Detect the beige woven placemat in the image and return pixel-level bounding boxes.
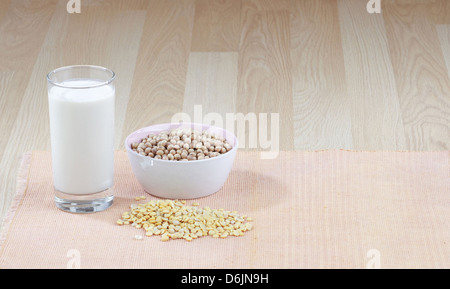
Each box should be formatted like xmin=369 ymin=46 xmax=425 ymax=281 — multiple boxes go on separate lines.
xmin=0 ymin=150 xmax=448 ymax=269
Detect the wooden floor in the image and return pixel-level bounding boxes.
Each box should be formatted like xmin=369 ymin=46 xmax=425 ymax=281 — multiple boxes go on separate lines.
xmin=0 ymin=0 xmax=449 ymax=225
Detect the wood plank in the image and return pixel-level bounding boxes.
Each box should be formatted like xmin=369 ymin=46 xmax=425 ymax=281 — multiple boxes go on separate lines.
xmin=82 ymin=0 xmax=150 ymax=10
xmin=436 ymin=25 xmax=450 ymax=80
xmin=383 ymin=3 xmax=450 ymax=150
xmin=338 ymin=0 xmax=406 ymax=150
xmin=0 ymin=0 xmax=58 ymax=221
xmin=0 ymin=0 xmax=58 ymax=130
xmin=383 ymin=0 xmax=450 ymax=24
xmin=0 ymin=72 xmax=15 ymax=161
xmin=191 ymin=0 xmax=241 ymax=52
xmin=0 ymin=0 xmax=57 ymax=152
xmin=238 ymin=7 xmax=294 ymax=151
xmin=428 ymin=0 xmax=450 ymax=24
xmin=241 ymin=0 xmax=291 ymax=11
xmin=291 ymin=0 xmax=352 ymax=150
xmin=0 ymin=0 xmax=58 ymax=71
xmin=121 ymin=0 xmax=195 ymax=139
xmin=182 ymin=52 xmax=238 ymax=127
xmin=0 ymin=0 xmax=11 ymax=22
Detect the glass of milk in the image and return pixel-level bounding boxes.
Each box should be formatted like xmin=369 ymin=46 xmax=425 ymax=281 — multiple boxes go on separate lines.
xmin=47 ymin=65 xmax=115 ymax=213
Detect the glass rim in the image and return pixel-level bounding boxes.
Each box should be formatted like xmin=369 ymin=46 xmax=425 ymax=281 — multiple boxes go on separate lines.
xmin=46 ymin=65 xmax=115 ymax=89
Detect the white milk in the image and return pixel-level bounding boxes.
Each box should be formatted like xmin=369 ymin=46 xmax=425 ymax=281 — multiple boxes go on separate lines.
xmin=49 ymin=79 xmax=115 ymax=195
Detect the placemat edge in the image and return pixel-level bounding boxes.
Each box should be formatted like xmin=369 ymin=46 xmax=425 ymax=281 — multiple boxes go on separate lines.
xmin=0 ymin=151 xmax=33 ymax=256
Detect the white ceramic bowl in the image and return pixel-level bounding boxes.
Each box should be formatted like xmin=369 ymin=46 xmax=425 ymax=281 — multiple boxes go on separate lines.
xmin=125 ymin=123 xmax=238 ymax=199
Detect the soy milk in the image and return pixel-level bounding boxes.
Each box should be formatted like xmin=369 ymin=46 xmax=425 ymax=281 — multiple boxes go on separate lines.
xmin=48 ymin=79 xmax=114 ymax=195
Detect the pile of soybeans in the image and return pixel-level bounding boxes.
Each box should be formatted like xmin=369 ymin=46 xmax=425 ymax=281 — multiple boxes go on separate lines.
xmin=117 ymin=197 xmax=253 ymax=242
xmin=130 ymin=128 xmax=233 ymax=161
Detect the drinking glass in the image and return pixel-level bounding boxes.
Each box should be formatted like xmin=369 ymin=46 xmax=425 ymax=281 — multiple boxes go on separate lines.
xmin=47 ymin=65 xmax=115 ymax=213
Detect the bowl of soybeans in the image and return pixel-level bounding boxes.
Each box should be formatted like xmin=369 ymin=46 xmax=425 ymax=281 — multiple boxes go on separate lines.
xmin=125 ymin=123 xmax=238 ymax=199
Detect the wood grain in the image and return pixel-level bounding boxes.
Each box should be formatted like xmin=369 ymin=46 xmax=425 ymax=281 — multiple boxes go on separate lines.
xmin=237 ymin=7 xmax=294 ymax=150
xmin=291 ymin=0 xmax=352 ymax=150
xmin=191 ymin=0 xmax=241 ymax=52
xmin=242 ymin=0 xmax=291 ymax=11
xmin=82 ymin=0 xmax=150 ymax=10
xmin=0 ymin=0 xmax=58 ymax=218
xmin=383 ymin=3 xmax=450 ymax=150
xmin=429 ymin=0 xmax=450 ymax=24
xmin=436 ymin=25 xmax=450 ymax=79
xmin=0 ymin=0 xmax=11 ymax=22
xmin=338 ymin=0 xmax=406 ymax=151
xmin=183 ymin=52 xmax=238 ymax=125
xmin=0 ymin=0 xmax=57 ymax=151
xmin=0 ymin=72 xmax=15 ymax=161
xmin=121 ymin=0 xmax=195 ymax=139
xmin=384 ymin=0 xmax=450 ymax=24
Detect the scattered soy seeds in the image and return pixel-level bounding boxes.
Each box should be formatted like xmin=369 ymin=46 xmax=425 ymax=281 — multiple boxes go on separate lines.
xmin=116 ymin=199 xmax=253 ymax=242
